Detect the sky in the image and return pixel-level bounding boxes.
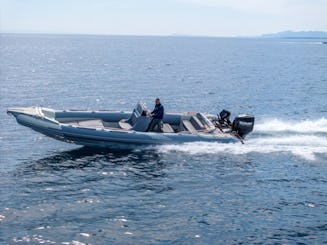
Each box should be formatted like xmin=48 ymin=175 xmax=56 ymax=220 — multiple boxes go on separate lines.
xmin=1 ymin=0 xmax=326 ymax=36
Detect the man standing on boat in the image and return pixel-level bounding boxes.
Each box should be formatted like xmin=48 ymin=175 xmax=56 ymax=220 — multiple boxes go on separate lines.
xmin=146 ymin=98 xmax=164 ymax=132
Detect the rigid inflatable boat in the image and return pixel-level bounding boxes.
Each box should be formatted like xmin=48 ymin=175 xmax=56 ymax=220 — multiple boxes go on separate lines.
xmin=7 ymin=102 xmax=255 ymax=147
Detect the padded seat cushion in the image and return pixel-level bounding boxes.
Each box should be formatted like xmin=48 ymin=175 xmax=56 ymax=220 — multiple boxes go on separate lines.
xmin=162 ymin=123 xmax=174 ymax=133
xmin=190 ymin=116 xmax=205 ymax=130
xmin=76 ymin=119 xmax=104 ymax=129
xmin=182 ymin=120 xmax=197 ymax=133
xmin=118 ymin=119 xmax=132 ymax=130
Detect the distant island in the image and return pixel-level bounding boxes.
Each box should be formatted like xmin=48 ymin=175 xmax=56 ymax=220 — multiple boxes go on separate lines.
xmin=261 ymin=31 xmax=327 ymax=39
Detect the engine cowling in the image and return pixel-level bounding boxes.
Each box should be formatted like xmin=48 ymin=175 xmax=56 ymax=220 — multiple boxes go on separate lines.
xmin=232 ymin=115 xmax=255 ymax=139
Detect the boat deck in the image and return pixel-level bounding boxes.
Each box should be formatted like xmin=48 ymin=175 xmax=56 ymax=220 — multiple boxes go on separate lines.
xmin=63 ymin=119 xmax=225 ymax=135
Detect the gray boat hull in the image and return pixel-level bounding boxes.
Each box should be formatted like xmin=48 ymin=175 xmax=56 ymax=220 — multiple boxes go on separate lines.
xmin=7 ymin=106 xmax=244 ymax=147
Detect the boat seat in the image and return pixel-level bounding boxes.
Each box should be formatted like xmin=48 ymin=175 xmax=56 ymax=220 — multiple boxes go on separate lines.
xmin=118 ymin=110 xmax=140 ymax=130
xmin=190 ymin=116 xmax=205 ymax=130
xmin=118 ymin=120 xmax=132 ymax=130
xmin=162 ymin=123 xmax=174 ymax=133
xmin=72 ymin=119 xmax=104 ymax=129
xmin=118 ymin=102 xmax=146 ymax=130
xmin=182 ymin=120 xmax=197 ymax=133
xmin=196 ymin=112 xmax=216 ymax=132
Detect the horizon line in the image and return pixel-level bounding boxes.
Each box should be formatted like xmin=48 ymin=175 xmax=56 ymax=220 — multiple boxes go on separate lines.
xmin=0 ymin=31 xmax=245 ymax=38
xmin=1 ymin=30 xmax=326 ymax=39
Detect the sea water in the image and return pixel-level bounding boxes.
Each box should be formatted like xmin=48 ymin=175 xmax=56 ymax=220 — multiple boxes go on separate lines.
xmin=0 ymin=34 xmax=326 ymax=244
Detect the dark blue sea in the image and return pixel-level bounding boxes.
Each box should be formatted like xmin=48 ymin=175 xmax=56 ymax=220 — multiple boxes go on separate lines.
xmin=1 ymin=34 xmax=327 ymax=244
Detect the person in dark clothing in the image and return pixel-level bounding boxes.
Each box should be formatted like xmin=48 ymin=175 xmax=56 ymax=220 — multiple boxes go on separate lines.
xmin=146 ymin=98 xmax=164 ymax=132
xmin=218 ymin=109 xmax=232 ymax=128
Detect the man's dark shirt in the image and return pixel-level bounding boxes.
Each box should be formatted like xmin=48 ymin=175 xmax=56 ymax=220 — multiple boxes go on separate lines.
xmin=151 ymin=104 xmax=164 ymax=119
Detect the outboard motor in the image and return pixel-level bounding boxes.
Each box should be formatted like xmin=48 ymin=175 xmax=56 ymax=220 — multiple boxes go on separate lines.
xmin=232 ymin=115 xmax=255 ymax=139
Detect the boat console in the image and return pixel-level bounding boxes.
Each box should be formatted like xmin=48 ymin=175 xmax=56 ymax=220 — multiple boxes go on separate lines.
xmin=119 ymin=102 xmax=150 ymax=131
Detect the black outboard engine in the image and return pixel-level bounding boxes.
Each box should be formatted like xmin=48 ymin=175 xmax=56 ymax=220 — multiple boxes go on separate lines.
xmin=232 ymin=115 xmax=255 ymax=139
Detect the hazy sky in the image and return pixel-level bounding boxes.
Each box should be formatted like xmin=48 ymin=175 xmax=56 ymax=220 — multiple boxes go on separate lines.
xmin=1 ymin=0 xmax=326 ymax=36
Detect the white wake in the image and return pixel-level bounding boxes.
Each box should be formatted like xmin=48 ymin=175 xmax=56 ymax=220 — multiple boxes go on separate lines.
xmin=254 ymin=118 xmax=327 ymax=134
xmin=157 ymin=118 xmax=327 ymax=161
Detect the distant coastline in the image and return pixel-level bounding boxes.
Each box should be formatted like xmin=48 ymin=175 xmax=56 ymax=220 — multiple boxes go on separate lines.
xmin=260 ymin=31 xmax=327 ymax=39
